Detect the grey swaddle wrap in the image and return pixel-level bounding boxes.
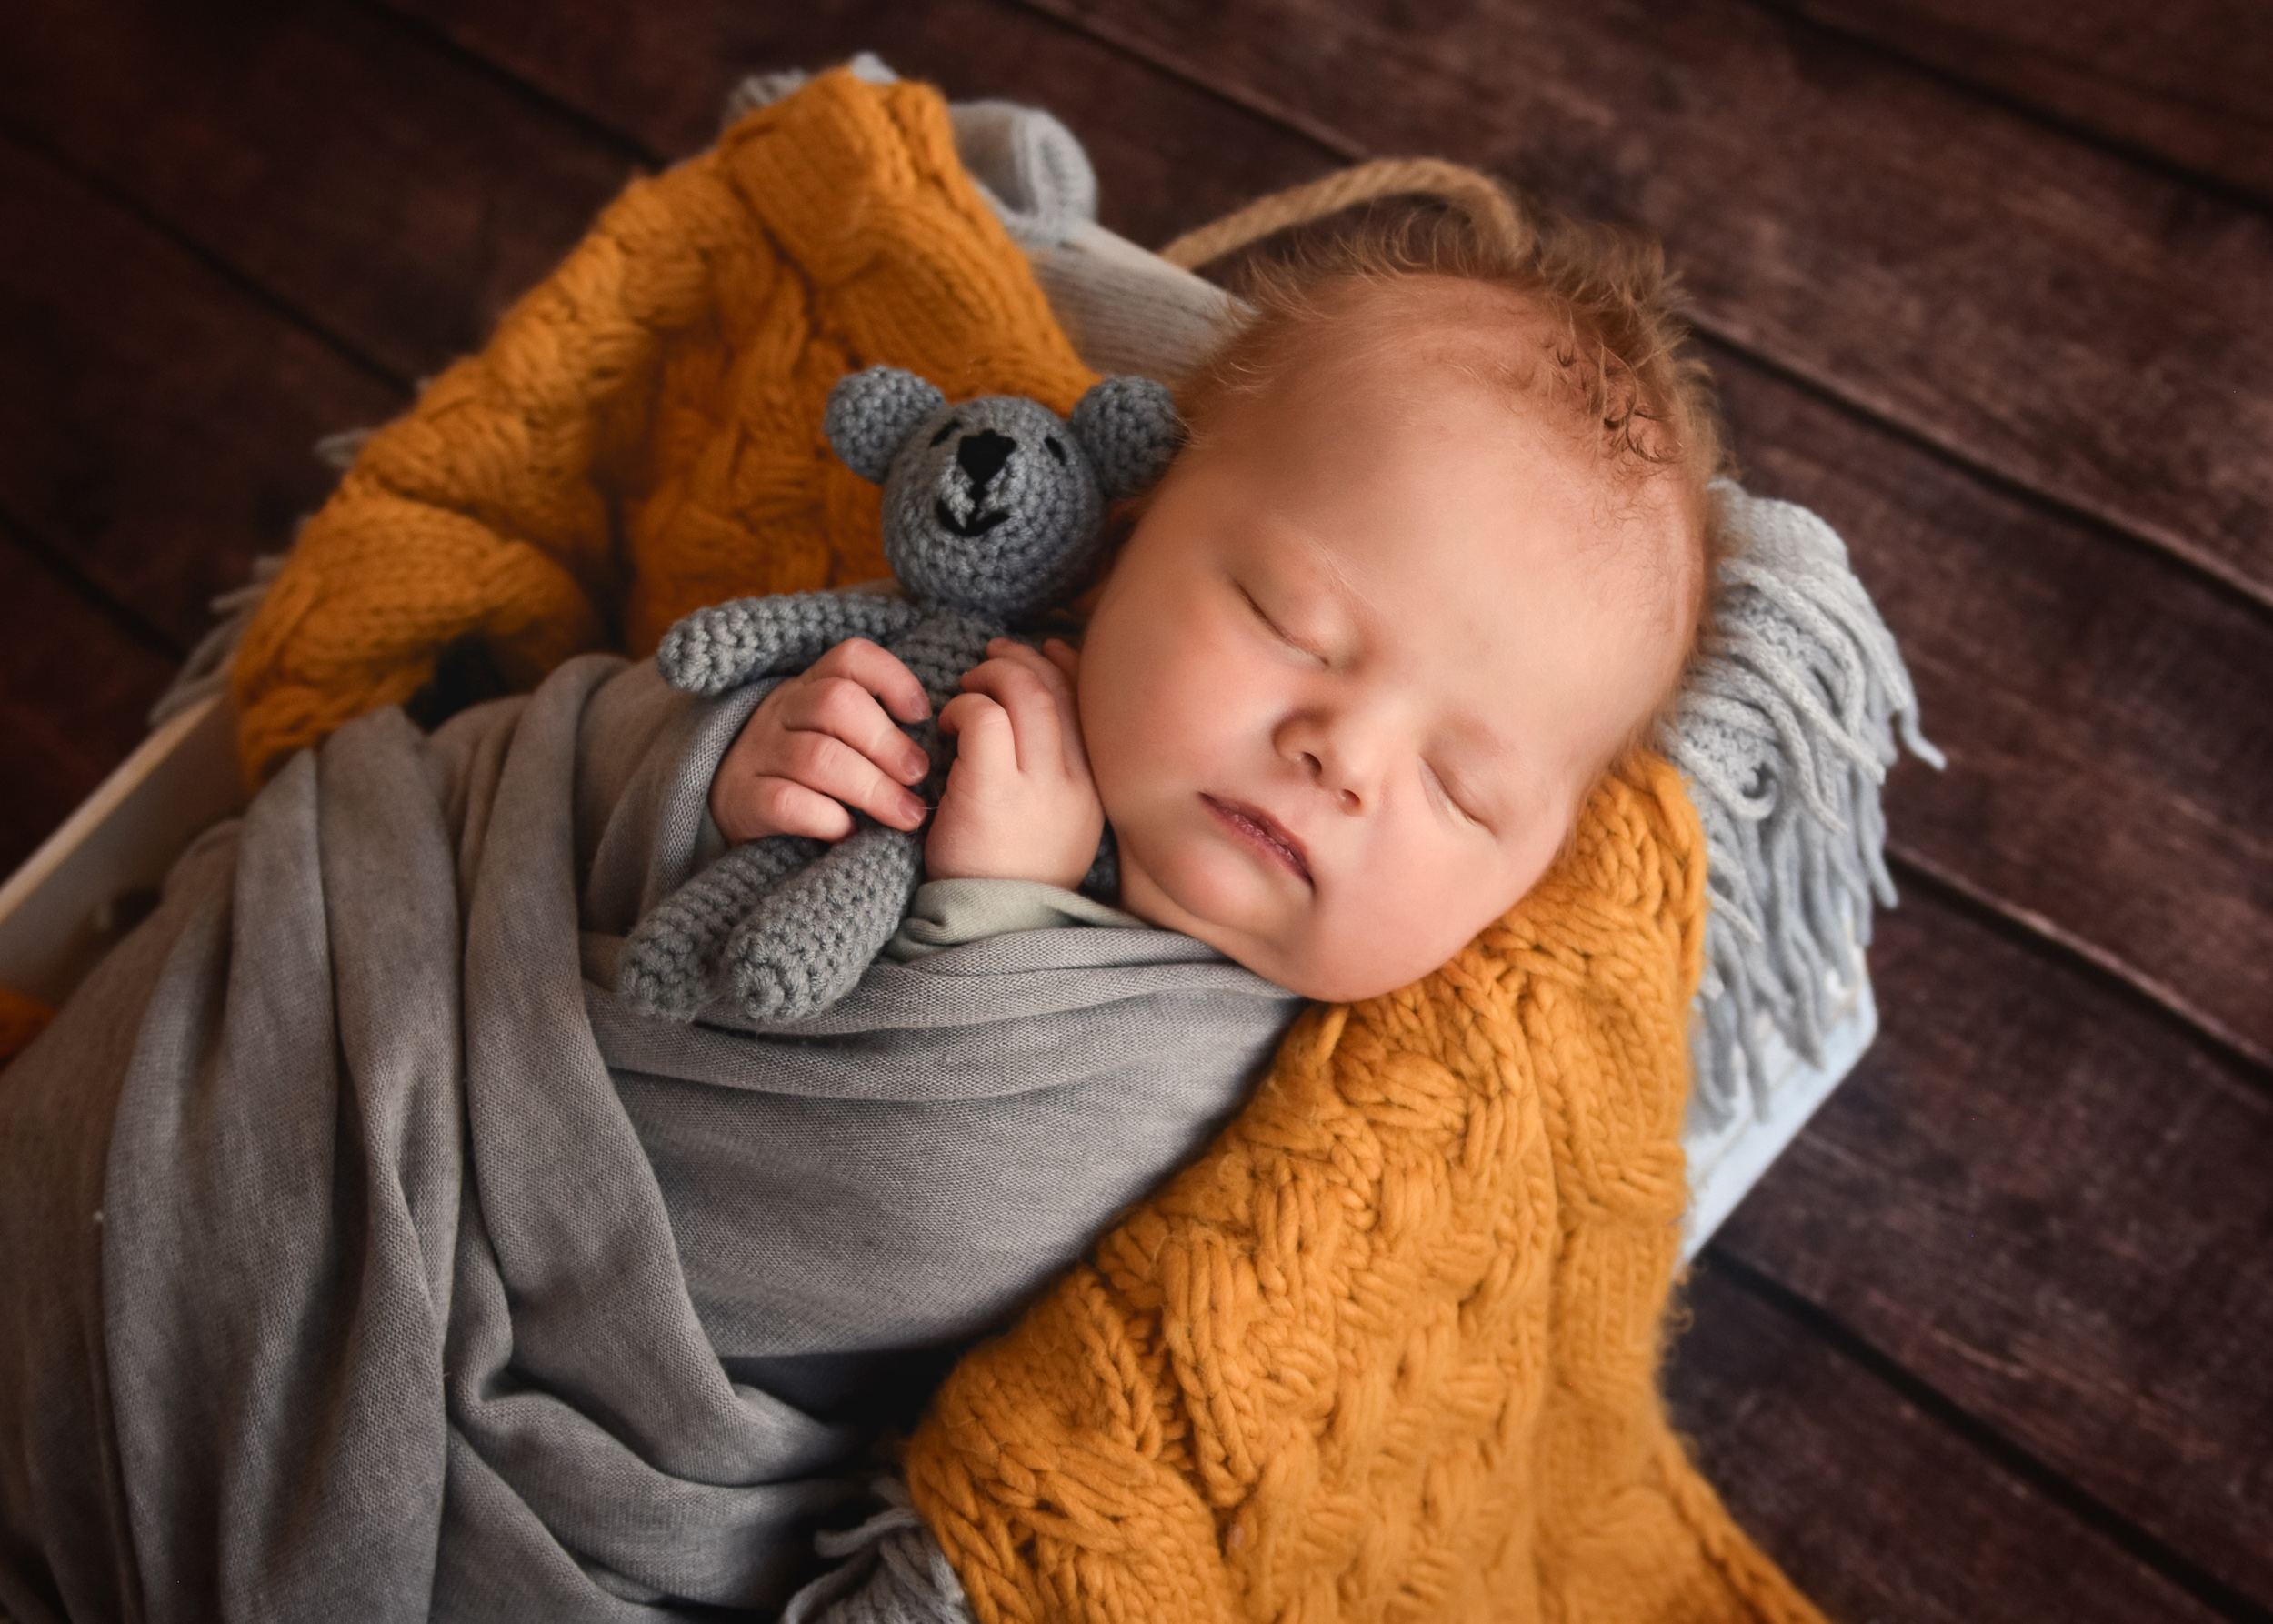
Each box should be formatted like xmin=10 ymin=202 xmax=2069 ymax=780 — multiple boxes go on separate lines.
xmin=0 ymin=655 xmax=1299 ymax=1622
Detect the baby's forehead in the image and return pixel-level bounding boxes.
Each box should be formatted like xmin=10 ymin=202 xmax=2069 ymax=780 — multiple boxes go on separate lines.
xmin=1262 ymin=276 xmax=1556 ymax=396
xmin=1179 ymin=311 xmax=1701 ymax=717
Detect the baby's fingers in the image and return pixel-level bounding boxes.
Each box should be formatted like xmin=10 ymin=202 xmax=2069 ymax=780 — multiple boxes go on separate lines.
xmin=715 ymin=720 xmax=925 ymax=842
xmin=963 ymin=642 xmax=1087 ymax=777
xmin=938 ymin=691 xmax=1018 ymax=786
xmin=733 ymin=777 xmax=856 ymax=844
xmin=773 ymin=675 xmax=931 ymax=787
xmin=806 ymin=637 xmax=932 ymax=725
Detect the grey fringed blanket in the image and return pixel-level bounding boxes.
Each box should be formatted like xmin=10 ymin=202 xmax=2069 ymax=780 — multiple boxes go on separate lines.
xmin=0 ymin=656 xmax=1297 ymax=1622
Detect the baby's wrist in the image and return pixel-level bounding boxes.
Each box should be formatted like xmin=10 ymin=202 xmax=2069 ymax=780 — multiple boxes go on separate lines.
xmin=922 ymin=845 xmax=1096 ymax=892
xmin=923 ymin=808 xmax=1102 ymax=891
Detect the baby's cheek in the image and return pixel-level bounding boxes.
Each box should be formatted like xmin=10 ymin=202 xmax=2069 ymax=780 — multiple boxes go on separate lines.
xmin=1323 ymin=853 xmax=1508 ymax=996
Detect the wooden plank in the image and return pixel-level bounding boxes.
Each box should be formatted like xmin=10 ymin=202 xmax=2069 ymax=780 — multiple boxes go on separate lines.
xmin=1786 ymin=0 xmax=2273 ymax=205
xmin=370 ymin=0 xmax=1341 ymax=258
xmin=0 ymin=135 xmax=402 ymax=650
xmin=0 ymin=535 xmax=178 ymax=879
xmin=0 ymin=0 xmax=637 ymax=386
xmin=1710 ymin=348 xmax=2273 ymax=1062
xmin=1666 ymin=1267 xmax=2229 ymax=1624
xmin=1714 ymin=888 xmax=2273 ymax=1609
xmin=1030 ymin=0 xmax=2273 ymax=612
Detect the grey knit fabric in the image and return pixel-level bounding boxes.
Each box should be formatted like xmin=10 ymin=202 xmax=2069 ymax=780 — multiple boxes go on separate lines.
xmin=1069 ymin=374 xmax=1184 ymax=501
xmin=619 ymin=368 xmax=1182 ymax=1026
xmin=778 ymin=1481 xmax=976 ymax=1624
xmin=825 ymin=369 xmax=949 ymax=485
xmin=616 ymin=817 xmax=826 ymax=1020
xmin=1662 ymin=483 xmax=1942 ymax=1126
xmin=868 ymin=372 xmax=1178 ymax=620
xmin=657 ymin=592 xmax=925 ymax=697
xmin=0 ymin=654 xmax=1299 ymax=1620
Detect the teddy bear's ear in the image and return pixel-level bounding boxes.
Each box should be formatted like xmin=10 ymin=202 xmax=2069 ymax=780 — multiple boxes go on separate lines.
xmin=1068 ymin=376 xmax=1183 ymax=502
xmin=826 ymin=366 xmax=950 ymax=484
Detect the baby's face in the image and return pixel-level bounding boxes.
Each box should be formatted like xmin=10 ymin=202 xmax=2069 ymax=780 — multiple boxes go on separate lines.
xmin=1077 ymin=299 xmax=1694 ymax=1001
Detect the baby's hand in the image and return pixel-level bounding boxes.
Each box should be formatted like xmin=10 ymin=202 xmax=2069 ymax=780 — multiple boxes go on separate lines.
xmin=709 ymin=638 xmax=933 ymax=844
xmin=927 ymin=639 xmax=1105 ymax=889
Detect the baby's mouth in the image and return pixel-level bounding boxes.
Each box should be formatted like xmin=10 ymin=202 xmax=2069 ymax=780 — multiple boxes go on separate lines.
xmin=1202 ymin=795 xmax=1311 ymax=886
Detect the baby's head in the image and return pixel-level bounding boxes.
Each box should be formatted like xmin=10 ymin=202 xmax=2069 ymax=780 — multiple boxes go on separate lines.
xmin=1078 ymin=206 xmax=1727 ymax=1001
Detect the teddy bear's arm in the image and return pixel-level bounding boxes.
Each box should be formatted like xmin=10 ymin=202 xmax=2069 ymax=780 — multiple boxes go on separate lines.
xmin=655 ymin=591 xmax=925 ymax=697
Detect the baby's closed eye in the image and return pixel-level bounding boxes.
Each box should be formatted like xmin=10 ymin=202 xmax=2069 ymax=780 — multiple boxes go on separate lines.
xmin=1237 ymin=583 xmax=1329 ymax=665
xmin=1423 ymin=759 xmax=1496 ymax=831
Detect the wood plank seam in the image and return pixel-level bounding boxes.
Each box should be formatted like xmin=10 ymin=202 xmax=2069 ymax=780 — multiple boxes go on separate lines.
xmin=1887 ymin=840 xmax=2273 ymax=1082
xmin=1737 ymin=0 xmax=2273 ymax=219
xmin=1010 ymin=0 xmax=2273 ymax=624
xmin=1697 ymin=1248 xmax=2273 ymax=1624
xmin=354 ymin=0 xmax=668 ymax=170
xmin=1700 ymin=333 xmax=2273 ymax=626
xmin=0 ymin=511 xmax=186 ymax=666
xmin=1006 ymin=0 xmax=1364 ymax=161
xmin=0 ymin=119 xmax=410 ymax=394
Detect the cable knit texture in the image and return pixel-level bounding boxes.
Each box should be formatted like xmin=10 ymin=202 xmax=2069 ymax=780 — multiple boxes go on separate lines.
xmin=905 ymin=752 xmax=1825 ymax=1624
xmin=228 ymin=68 xmax=1096 ymax=783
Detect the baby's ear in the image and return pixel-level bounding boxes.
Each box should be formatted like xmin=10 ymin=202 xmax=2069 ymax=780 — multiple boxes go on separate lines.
xmin=825 ymin=366 xmax=949 ymax=484
xmin=1068 ymin=376 xmax=1183 ymax=502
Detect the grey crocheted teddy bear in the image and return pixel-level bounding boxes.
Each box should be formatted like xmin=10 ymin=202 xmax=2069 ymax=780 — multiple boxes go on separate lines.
xmin=617 ymin=364 xmax=1182 ymax=1025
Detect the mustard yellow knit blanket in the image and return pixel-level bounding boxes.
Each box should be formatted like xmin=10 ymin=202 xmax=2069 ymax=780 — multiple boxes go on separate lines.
xmin=907 ymin=754 xmax=1820 ymax=1623
xmin=226 ymin=68 xmax=1824 ymax=1623
xmin=231 ymin=68 xmax=1095 ymax=783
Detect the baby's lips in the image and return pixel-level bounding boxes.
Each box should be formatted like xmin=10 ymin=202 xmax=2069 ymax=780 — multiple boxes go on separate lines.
xmin=1203 ymin=793 xmax=1313 ymax=885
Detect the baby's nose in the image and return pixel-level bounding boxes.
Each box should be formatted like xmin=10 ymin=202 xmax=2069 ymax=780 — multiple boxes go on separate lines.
xmin=956 ymin=429 xmax=1016 ymax=490
xmin=1297 ymin=749 xmax=1365 ymax=814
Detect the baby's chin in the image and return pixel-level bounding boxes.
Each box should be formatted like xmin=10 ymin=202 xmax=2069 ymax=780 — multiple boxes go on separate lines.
xmin=1119 ymin=865 xmax=1471 ymax=1002
xmin=1242 ymin=939 xmax=1467 ymax=1005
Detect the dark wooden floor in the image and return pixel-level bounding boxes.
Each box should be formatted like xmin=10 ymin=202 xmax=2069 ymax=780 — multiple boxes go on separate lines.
xmin=3 ymin=2 xmax=2268 ymax=1618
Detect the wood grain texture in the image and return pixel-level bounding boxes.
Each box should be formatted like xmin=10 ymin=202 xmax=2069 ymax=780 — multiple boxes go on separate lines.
xmin=0 ymin=135 xmax=401 ymax=650
xmin=1709 ymin=348 xmax=2273 ymax=1062
xmin=0 ymin=536 xmax=178 ymax=877
xmin=1042 ymin=0 xmax=2273 ymax=612
xmin=0 ymin=0 xmax=636 ymax=385
xmin=1665 ymin=1267 xmax=2228 ymax=1624
xmin=1716 ymin=888 xmax=2273 ymax=1609
xmin=1782 ymin=0 xmax=2273 ymax=204
xmin=370 ymin=0 xmax=1340 ymax=255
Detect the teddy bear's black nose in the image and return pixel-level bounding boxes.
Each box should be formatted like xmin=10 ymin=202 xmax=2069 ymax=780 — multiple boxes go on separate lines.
xmin=955 ymin=429 xmax=1016 ymax=492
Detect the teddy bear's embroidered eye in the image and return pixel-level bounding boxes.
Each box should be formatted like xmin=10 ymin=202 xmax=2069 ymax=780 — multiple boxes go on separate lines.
xmin=1043 ymin=435 xmax=1068 ymax=465
xmin=928 ymin=419 xmax=962 ymax=447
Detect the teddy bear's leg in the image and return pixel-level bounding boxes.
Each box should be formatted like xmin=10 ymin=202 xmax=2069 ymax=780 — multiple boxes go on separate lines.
xmin=719 ymin=827 xmax=925 ymax=1023
xmin=617 ymin=835 xmax=826 ymax=1020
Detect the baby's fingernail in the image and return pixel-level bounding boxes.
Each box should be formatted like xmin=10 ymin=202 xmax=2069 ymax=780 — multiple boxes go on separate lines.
xmin=900 ymin=794 xmax=926 ymax=823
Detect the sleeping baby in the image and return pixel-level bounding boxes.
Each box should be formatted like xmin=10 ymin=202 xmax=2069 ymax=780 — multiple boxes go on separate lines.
xmin=0 ymin=196 xmax=1729 ymax=1620
xmin=613 ymin=206 xmax=1727 ymax=1616
xmin=706 ymin=218 xmax=1719 ymax=1009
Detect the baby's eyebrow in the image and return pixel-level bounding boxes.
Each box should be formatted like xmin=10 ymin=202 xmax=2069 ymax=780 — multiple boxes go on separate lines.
xmin=1309 ymin=538 xmax=1374 ymax=617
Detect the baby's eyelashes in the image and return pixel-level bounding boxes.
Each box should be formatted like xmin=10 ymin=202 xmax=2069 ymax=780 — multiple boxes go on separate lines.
xmin=1239 ymin=585 xmax=1330 ymax=665
xmin=1423 ymin=761 xmax=1486 ymax=829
